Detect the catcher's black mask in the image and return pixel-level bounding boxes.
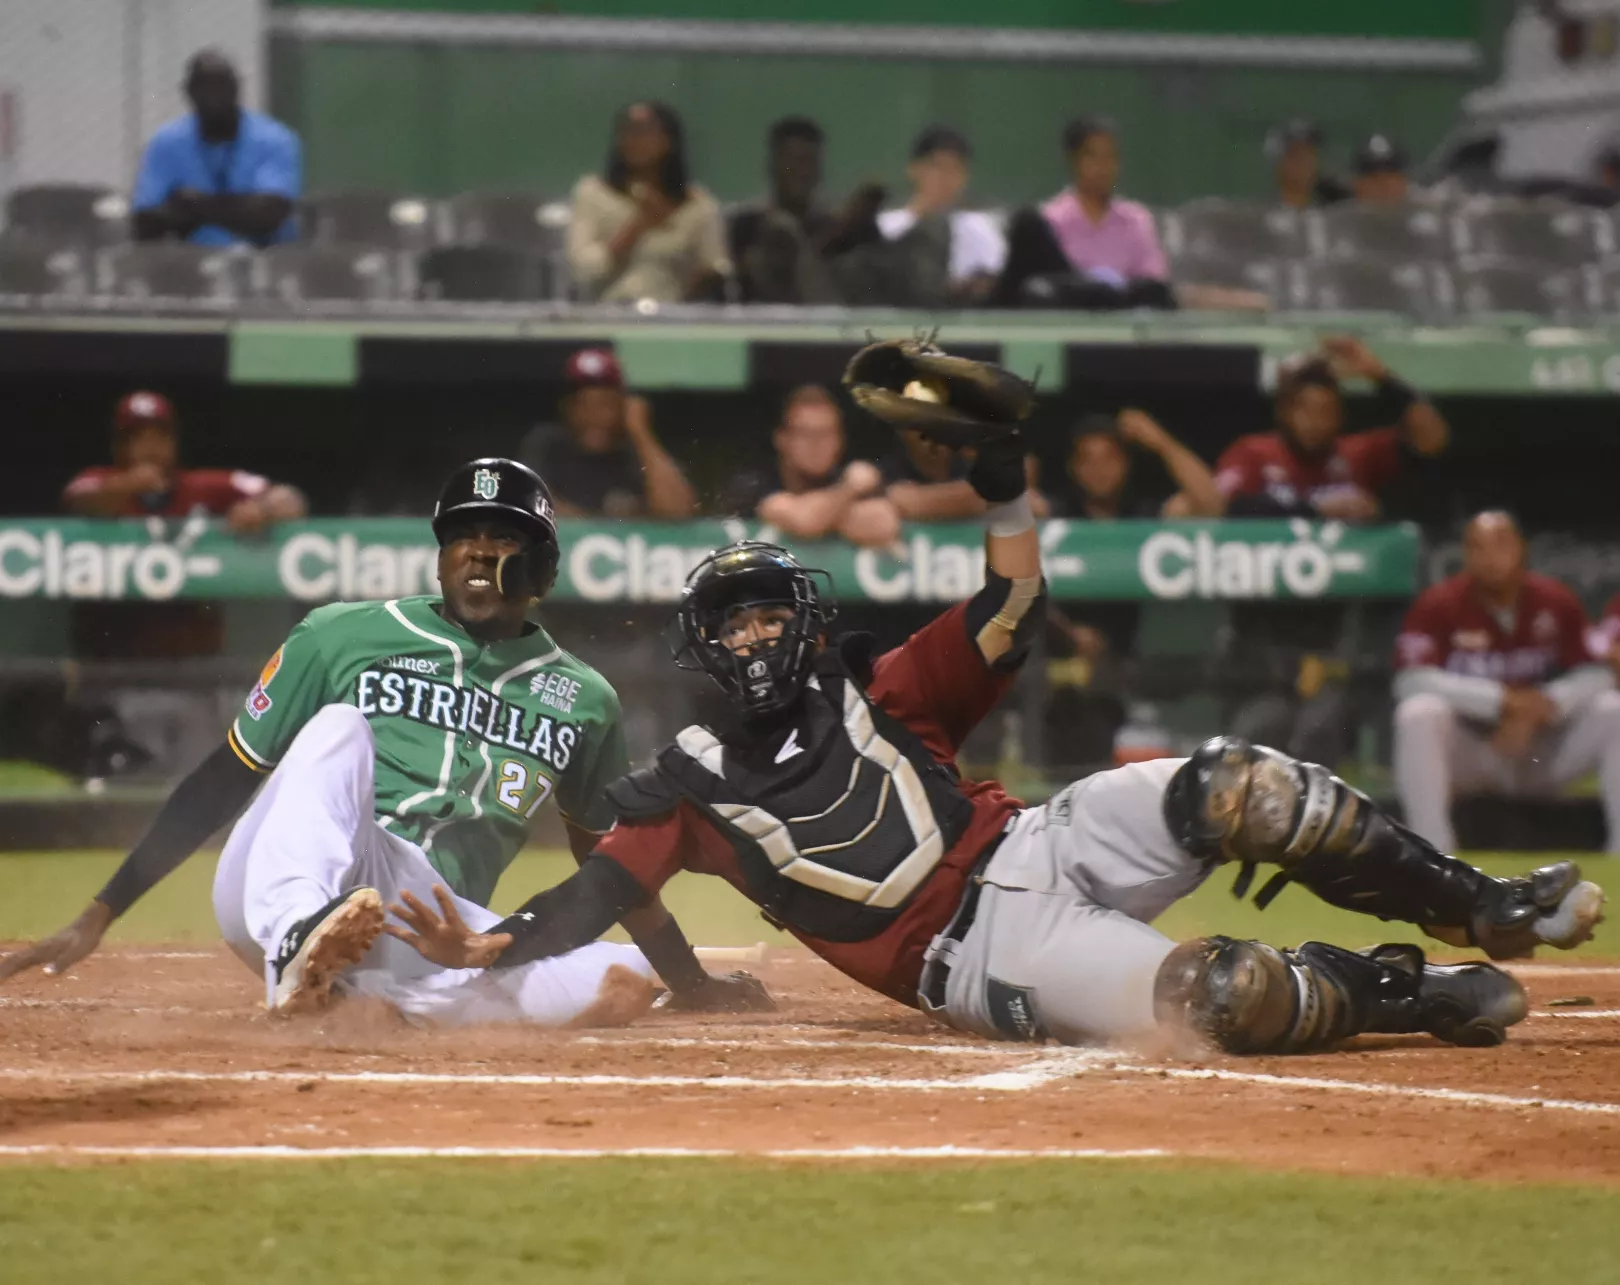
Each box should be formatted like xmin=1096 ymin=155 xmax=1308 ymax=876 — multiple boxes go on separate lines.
xmin=672 ymin=542 xmax=834 ymax=718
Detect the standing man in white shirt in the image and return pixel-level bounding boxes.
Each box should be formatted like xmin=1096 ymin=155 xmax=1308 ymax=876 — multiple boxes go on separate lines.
xmin=878 ymin=127 xmax=1007 ymax=307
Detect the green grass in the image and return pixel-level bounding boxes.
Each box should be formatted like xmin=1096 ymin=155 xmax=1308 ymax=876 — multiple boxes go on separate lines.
xmin=0 ymin=848 xmax=1613 ymax=956
xmin=2 ymin=1158 xmax=1618 ymax=1285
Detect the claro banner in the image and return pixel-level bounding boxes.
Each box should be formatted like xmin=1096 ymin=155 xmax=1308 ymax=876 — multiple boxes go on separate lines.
xmin=0 ymin=518 xmax=1419 ymax=603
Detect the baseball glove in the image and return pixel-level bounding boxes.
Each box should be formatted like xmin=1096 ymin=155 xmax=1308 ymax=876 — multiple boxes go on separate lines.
xmin=842 ymin=336 xmax=1036 ymax=449
xmin=655 ymin=970 xmax=777 ymax=1014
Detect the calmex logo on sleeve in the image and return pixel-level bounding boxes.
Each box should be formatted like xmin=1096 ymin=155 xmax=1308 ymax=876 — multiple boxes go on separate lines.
xmin=246 ymin=646 xmax=284 ymax=720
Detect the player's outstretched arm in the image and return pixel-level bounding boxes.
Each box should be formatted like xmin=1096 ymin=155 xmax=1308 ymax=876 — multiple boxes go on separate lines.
xmin=0 ymin=741 xmax=263 ymax=983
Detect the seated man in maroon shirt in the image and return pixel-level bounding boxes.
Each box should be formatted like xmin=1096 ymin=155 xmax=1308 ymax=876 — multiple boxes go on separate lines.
xmin=64 ymin=391 xmax=306 ymax=530
xmin=1395 ymin=511 xmax=1620 ymax=853
xmin=387 ymin=427 xmax=1599 ymax=1056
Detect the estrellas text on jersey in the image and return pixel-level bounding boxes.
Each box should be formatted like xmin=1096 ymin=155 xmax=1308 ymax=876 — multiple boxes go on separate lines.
xmin=353 ymin=668 xmax=577 ymax=771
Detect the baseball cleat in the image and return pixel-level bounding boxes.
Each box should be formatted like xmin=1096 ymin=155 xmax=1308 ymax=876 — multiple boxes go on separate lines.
xmin=269 ymin=888 xmax=385 ymax=1016
xmin=1363 ymin=944 xmax=1528 ymax=1048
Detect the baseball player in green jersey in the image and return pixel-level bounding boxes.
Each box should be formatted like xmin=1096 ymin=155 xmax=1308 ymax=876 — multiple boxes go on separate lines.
xmin=0 ymin=457 xmax=771 ymax=1023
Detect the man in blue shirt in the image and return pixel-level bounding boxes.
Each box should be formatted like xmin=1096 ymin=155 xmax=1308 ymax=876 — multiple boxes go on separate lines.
xmin=132 ymin=50 xmax=300 ymax=247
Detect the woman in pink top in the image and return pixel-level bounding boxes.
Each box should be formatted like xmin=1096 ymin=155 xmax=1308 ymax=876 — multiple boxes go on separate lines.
xmin=993 ymin=116 xmax=1174 ymax=309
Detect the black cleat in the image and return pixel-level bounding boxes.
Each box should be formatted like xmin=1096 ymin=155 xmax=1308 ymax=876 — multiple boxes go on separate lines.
xmin=1362 ymin=944 xmax=1528 ymax=1047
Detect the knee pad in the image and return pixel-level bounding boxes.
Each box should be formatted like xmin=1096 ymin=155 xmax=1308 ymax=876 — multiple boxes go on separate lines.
xmin=1153 ymin=935 xmax=1360 ymax=1055
xmin=1164 ymin=736 xmax=1363 ymax=867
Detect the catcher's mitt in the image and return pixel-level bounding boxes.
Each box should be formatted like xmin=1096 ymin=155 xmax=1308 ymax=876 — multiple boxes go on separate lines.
xmin=842 ymin=336 xmax=1035 ymax=449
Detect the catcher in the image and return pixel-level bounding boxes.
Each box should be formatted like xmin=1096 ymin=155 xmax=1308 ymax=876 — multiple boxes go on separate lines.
xmin=388 ymin=342 xmax=1604 ymax=1054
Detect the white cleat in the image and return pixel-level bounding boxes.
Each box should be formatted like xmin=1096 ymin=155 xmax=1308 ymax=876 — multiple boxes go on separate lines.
xmin=268 ymin=887 xmax=385 ymax=1016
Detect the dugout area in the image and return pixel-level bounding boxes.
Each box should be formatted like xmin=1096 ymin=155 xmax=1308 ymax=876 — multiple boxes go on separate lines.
xmin=2 ymin=848 xmax=1619 ymax=1283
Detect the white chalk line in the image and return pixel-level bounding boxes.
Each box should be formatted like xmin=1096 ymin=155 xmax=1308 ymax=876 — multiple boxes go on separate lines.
xmin=1534 ymin=1009 xmax=1620 ymax=1019
xmin=0 ymin=1144 xmax=1170 ymax=1162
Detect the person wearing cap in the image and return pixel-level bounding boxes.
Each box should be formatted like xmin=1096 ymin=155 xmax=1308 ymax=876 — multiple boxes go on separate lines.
xmin=1193 ymin=336 xmax=1450 ymax=768
xmin=1268 ymin=120 xmax=1350 ymax=209
xmin=1352 ymin=134 xmax=1413 ymax=207
xmin=132 ymin=49 xmax=301 ymax=246
xmin=516 ymin=349 xmax=696 ymax=520
xmin=877 ymin=126 xmax=1007 ymax=307
xmin=62 ymin=391 xmax=306 ymax=533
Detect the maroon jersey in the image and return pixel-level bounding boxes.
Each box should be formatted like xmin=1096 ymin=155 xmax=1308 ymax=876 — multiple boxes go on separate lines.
xmin=62 ymin=467 xmax=269 ymax=517
xmin=597 ymin=601 xmax=1024 ymax=1005
xmin=1215 ymin=428 xmax=1403 ymax=509
xmin=1395 ymin=572 xmax=1597 ymax=686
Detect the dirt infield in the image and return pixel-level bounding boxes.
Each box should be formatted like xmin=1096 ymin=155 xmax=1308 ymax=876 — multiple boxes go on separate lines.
xmin=3 ymin=945 xmax=1620 ymax=1181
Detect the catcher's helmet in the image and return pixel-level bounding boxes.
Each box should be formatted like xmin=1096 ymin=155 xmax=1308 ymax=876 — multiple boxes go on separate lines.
xmin=432 ymin=457 xmax=560 ymax=600
xmin=673 ymin=542 xmax=833 ymax=717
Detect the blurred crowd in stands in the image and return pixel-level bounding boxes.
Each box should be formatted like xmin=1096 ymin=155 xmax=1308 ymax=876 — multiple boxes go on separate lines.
xmin=4 ymin=48 xmax=1620 ymax=318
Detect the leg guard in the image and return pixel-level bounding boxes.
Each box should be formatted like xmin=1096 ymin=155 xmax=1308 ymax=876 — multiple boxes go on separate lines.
xmin=1153 ymin=936 xmax=1528 ymax=1054
xmin=1163 ymin=736 xmax=1604 ymax=959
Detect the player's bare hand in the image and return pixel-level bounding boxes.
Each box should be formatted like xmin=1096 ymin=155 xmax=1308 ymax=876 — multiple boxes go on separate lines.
xmin=1116 ymin=408 xmax=1173 ymax=455
xmin=1314 ymin=488 xmax=1381 ymax=521
xmin=623 ymin=394 xmax=654 ymax=441
xmin=226 ymin=497 xmax=271 ymax=535
xmin=1492 ymin=713 xmax=1539 ymax=760
xmin=1320 ymin=335 xmax=1389 ymax=382
xmin=384 ymin=886 xmax=512 ymax=969
xmin=0 ymin=900 xmax=113 ymax=983
xmin=126 ymin=462 xmax=169 ymax=495
xmin=1501 ymin=686 xmax=1558 ymax=729
xmin=658 ymin=970 xmax=777 ymax=1013
xmin=842 ymin=459 xmax=883 ymax=497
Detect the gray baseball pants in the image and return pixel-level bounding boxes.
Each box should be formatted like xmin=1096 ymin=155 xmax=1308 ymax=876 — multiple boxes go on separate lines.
xmin=928 ymin=757 xmax=1213 ymax=1045
xmin=1393 ymin=691 xmax=1620 ymax=854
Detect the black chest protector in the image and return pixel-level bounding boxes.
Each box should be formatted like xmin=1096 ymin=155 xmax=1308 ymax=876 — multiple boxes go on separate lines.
xmin=614 ymin=643 xmax=975 ymax=942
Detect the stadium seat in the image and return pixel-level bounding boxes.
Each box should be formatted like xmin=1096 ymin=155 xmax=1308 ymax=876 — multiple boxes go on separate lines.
xmin=441 ymin=190 xmax=566 ymax=251
xmin=1292 ymin=258 xmax=1439 ymax=317
xmin=1166 ymin=249 xmax=1284 ymax=295
xmin=0 ymin=234 xmax=88 ymax=297
xmin=301 ymin=190 xmax=435 ymax=251
xmin=417 ymin=244 xmax=551 ymax=301
xmin=1452 ymin=201 xmax=1605 ymax=269
xmin=1450 ymin=256 xmax=1561 ymax=317
xmin=1162 ymin=199 xmax=1306 ymax=260
xmin=4 ymin=183 xmax=130 ymax=245
xmin=1313 ymin=203 xmax=1449 ymax=262
xmin=102 ymin=243 xmax=246 ymax=301
xmin=259 ymin=244 xmax=399 ymax=302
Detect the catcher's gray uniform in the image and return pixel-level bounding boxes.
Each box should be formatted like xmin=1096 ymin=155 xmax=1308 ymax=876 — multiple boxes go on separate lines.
xmin=928 ymin=757 xmax=1209 ymax=1043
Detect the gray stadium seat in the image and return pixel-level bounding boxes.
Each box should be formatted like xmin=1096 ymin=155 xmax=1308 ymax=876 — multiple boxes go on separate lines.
xmin=1293 ymin=259 xmax=1439 ymax=316
xmin=441 ymin=190 xmax=566 ymax=251
xmin=1162 ymin=199 xmax=1306 ymax=260
xmin=1453 ymin=202 xmax=1604 ymax=269
xmin=0 ymin=234 xmax=88 ymax=297
xmin=1450 ymin=256 xmax=1560 ymax=317
xmin=417 ymin=244 xmax=551 ymax=301
xmin=1314 ymin=203 xmax=1449 ymax=262
xmin=1166 ymin=249 xmax=1283 ymax=295
xmin=259 ymin=244 xmax=398 ymax=302
xmin=5 ymin=184 xmax=129 ymax=245
xmin=302 ymin=190 xmax=435 ymax=251
xmin=102 ymin=244 xmax=245 ymax=301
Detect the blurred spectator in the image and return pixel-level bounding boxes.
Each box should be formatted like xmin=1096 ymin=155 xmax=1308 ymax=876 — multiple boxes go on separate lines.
xmin=132 ymin=50 xmax=300 ymax=247
xmin=1591 ymin=144 xmax=1620 ymax=208
xmin=880 ymin=426 xmax=1047 ymax=522
xmin=1041 ymin=412 xmax=1221 ymax=769
xmin=1393 ymin=511 xmax=1620 ymax=853
xmin=518 ymin=348 xmax=695 ymax=519
xmin=994 ymin=116 xmax=1172 ymax=309
xmin=877 ymin=127 xmax=1006 ymax=307
xmin=723 ymin=385 xmax=898 ymax=547
xmin=1204 ymin=337 xmax=1449 ymax=767
xmin=1267 ymin=119 xmax=1349 ymax=209
xmin=1052 ymin=410 xmax=1223 ymax=521
xmin=728 ymin=117 xmax=888 ymax=304
xmin=567 ymin=101 xmax=731 ymax=304
xmin=62 ymin=391 xmax=305 ymax=532
xmin=1210 ymin=337 xmax=1449 ymax=521
xmin=1351 ymin=134 xmax=1412 ymax=207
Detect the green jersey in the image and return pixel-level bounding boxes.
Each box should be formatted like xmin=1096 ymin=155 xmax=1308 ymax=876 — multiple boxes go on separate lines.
xmin=227 ymin=595 xmax=626 ymax=906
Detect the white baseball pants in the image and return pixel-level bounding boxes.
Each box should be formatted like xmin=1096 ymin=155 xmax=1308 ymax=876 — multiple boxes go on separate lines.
xmin=212 ymin=704 xmax=654 ymax=1026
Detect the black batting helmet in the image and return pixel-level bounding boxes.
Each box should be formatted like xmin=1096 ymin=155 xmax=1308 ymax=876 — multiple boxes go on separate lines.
xmin=672 ymin=541 xmax=833 ymax=717
xmin=432 ymin=457 xmax=561 ymax=600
